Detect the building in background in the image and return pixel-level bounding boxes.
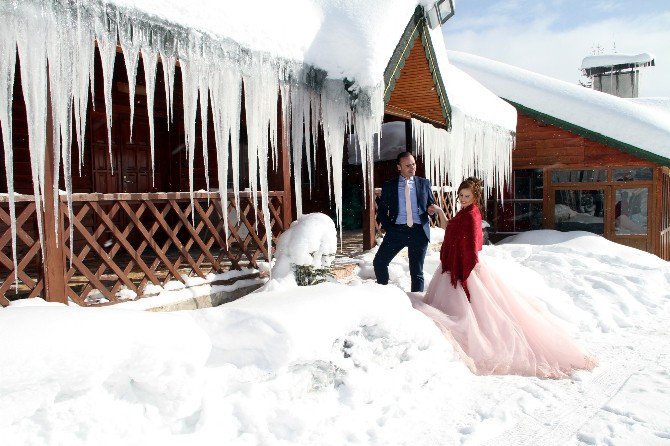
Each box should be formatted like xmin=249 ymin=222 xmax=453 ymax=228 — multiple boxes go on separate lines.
xmin=581 ymin=52 xmax=655 ymax=98
xmin=450 ymin=50 xmax=670 ymax=260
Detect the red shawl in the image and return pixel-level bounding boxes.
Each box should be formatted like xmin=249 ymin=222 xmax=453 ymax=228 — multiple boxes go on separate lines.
xmin=439 ymin=204 xmax=483 ymax=301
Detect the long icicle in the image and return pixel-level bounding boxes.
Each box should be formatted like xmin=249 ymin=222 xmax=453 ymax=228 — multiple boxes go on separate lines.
xmin=0 ymin=15 xmax=18 ymax=284
xmin=94 ymin=9 xmax=117 ymax=174
xmin=119 ymin=16 xmax=140 ymax=143
xmin=180 ymin=55 xmax=200 ymax=226
xmin=160 ymin=51 xmax=176 ymax=130
xmin=141 ymin=44 xmax=158 ymax=185
xmin=16 ymin=8 xmax=48 ymax=263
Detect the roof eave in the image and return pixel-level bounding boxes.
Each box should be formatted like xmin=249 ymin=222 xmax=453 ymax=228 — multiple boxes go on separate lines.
xmin=508 ymin=99 xmax=670 ymax=167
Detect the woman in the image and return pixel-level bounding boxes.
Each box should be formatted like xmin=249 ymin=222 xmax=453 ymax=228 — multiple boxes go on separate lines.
xmin=414 ymin=178 xmax=596 ymax=378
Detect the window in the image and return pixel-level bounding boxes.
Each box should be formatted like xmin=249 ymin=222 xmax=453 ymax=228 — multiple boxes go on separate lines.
xmin=347 ymin=121 xmax=408 ymax=165
xmin=552 ymin=169 xmax=607 ymax=183
xmin=613 ymin=168 xmax=653 ymax=182
xmin=487 ymin=169 xmax=543 ymax=233
xmin=426 ymin=0 xmax=455 ymax=29
xmin=615 ymin=188 xmax=648 ymax=235
xmin=554 ymin=189 xmax=605 ymax=234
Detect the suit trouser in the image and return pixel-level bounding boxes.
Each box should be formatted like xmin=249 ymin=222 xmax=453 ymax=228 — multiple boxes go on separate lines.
xmin=373 ymin=224 xmax=428 ymax=292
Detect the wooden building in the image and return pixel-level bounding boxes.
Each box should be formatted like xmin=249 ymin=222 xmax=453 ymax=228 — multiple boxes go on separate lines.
xmin=0 ymin=3 xmax=515 ymax=306
xmin=450 ymin=51 xmax=670 ymax=260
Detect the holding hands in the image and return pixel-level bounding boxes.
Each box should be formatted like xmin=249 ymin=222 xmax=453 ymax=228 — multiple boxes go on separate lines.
xmin=428 ymin=205 xmax=449 ymax=230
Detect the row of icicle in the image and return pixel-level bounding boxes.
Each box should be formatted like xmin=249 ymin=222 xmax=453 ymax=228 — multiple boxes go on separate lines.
xmin=0 ymin=0 xmax=514 ymax=295
xmin=412 ymin=112 xmax=514 ymax=208
xmin=0 ymin=0 xmax=384 ymax=288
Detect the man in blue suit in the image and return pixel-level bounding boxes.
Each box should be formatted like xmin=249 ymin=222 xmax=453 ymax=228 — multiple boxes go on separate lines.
xmin=374 ymin=151 xmax=436 ymax=292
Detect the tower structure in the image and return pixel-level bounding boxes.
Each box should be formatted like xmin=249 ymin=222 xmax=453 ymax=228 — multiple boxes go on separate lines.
xmin=581 ymin=53 xmax=655 ymax=98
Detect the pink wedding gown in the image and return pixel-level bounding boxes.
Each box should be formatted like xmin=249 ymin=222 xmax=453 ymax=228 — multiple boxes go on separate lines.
xmin=412 ymin=259 xmax=597 ymax=378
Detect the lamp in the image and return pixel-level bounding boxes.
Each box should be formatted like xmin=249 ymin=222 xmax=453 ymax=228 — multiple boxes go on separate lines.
xmin=426 ymin=0 xmax=455 ymax=29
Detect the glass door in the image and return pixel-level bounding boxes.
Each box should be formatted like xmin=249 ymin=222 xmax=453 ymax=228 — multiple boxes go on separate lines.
xmin=611 ymin=186 xmax=651 ymax=251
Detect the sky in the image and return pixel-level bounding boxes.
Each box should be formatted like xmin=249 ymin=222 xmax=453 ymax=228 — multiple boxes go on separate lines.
xmin=442 ymin=0 xmax=670 ymax=97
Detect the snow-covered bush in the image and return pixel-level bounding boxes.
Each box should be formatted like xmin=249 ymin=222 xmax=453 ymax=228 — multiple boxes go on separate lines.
xmin=267 ymin=213 xmax=337 ymax=289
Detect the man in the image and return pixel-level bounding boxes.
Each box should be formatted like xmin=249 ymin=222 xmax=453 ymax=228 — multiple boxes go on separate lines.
xmin=373 ymin=151 xmax=435 ymax=292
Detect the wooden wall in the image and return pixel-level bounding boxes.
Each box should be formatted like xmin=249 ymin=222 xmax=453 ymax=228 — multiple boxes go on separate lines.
xmin=507 ymin=110 xmax=665 ymax=256
xmin=514 ymin=113 xmax=654 ymax=168
xmin=386 ymin=36 xmax=446 ymax=125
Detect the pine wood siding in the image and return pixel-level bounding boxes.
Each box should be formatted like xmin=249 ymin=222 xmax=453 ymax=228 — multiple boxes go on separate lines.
xmin=514 ymin=113 xmax=653 ymax=168
xmin=509 ymin=110 xmax=666 ymax=257
xmin=386 ymin=36 xmax=445 ymax=125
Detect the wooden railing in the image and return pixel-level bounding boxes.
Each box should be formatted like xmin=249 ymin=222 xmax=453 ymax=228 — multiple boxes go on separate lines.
xmin=1 ymin=191 xmax=287 ymax=306
xmin=0 ymin=196 xmax=44 ymax=306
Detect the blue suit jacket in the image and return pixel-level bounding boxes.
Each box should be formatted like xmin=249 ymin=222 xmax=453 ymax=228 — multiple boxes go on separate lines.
xmin=376 ymin=176 xmax=435 ymax=240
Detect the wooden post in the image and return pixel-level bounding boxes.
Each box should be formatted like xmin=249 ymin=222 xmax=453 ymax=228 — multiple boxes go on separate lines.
xmin=362 ymin=185 xmax=376 ymax=250
xmin=42 ymin=83 xmax=67 ymax=304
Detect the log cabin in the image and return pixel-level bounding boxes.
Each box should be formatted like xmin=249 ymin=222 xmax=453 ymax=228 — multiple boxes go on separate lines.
xmin=0 ymin=1 xmax=515 ymax=306
xmin=450 ymin=51 xmax=670 ymax=260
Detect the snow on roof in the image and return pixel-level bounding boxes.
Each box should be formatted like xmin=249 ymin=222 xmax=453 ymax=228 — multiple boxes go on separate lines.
xmin=104 ymin=0 xmax=434 ymax=87
xmin=449 ymin=50 xmax=670 ymax=163
xmin=628 ymin=97 xmax=670 ymax=117
xmin=428 ymin=28 xmax=516 ymax=133
xmin=581 ymin=52 xmax=655 ymax=70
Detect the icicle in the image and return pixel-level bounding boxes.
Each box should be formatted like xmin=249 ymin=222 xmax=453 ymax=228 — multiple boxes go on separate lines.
xmin=289 ymin=85 xmax=307 ymax=219
xmin=304 ymin=93 xmax=313 ymax=195
xmin=74 ymin=9 xmax=94 ymax=177
xmin=141 ymin=44 xmax=158 ymax=185
xmin=160 ymin=51 xmax=176 ymax=130
xmin=180 ymin=55 xmax=200 ymax=225
xmin=321 ymin=80 xmax=352 ymax=247
xmin=118 ymin=16 xmax=140 ymax=143
xmin=94 ymin=9 xmax=117 ymax=173
xmin=244 ymin=58 xmax=278 ymax=264
xmin=411 ymin=112 xmax=514 ymax=209
xmin=46 ymin=5 xmax=77 ymax=259
xmin=16 ymin=5 xmax=49 ymax=261
xmin=198 ymin=68 xmax=210 ymax=193
xmin=0 ymin=13 xmax=18 ymax=283
xmin=211 ymin=67 xmax=242 ymax=244
xmin=353 ymin=83 xmax=384 ymax=203
xmin=310 ymin=90 xmax=321 ymax=196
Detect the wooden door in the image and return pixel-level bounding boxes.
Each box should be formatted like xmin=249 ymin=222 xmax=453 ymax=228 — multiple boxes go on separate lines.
xmin=120 ymin=116 xmax=152 ymax=194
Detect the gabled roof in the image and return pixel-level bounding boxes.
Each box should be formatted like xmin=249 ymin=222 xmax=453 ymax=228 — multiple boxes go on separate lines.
xmin=450 ymin=50 xmax=670 ymax=166
xmin=383 ymin=6 xmax=452 ymax=128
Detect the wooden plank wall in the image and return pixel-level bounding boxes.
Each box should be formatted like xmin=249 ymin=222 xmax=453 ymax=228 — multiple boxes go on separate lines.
xmin=515 ymin=113 xmax=654 ymax=168
xmin=386 ymin=36 xmax=445 ymax=125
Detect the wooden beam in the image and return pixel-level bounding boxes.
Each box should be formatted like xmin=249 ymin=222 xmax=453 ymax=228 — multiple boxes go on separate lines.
xmin=362 ymin=188 xmax=376 ymax=250
xmin=42 ymin=83 xmax=67 ymax=304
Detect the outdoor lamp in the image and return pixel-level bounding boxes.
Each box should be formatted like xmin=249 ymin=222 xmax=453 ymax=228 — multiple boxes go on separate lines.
xmin=426 ymin=0 xmax=455 ymax=29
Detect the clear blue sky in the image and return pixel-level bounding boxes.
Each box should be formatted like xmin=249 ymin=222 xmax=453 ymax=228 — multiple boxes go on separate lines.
xmin=443 ymin=0 xmax=670 ymax=96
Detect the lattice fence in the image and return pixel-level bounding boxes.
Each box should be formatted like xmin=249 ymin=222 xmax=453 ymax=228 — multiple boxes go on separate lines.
xmin=0 ymin=197 xmax=44 ymax=306
xmin=0 ymin=191 xmax=286 ymax=306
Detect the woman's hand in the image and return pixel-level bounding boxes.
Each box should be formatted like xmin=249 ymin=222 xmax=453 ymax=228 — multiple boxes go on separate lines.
xmin=428 ymin=205 xmax=448 ymax=230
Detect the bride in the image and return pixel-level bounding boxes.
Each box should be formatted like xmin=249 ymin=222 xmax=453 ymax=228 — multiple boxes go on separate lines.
xmin=413 ymin=177 xmax=597 ymax=378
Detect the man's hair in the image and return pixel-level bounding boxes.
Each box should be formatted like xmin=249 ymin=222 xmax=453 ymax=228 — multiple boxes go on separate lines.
xmin=396 ymin=151 xmax=414 ymax=164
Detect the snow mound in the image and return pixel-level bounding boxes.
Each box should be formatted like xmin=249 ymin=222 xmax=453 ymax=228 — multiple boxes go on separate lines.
xmin=268 ymin=213 xmax=337 ymax=289
xmin=0 ymin=307 xmax=210 ymax=442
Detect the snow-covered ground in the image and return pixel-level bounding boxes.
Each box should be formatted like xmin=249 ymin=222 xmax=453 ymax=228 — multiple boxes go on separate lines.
xmin=1 ymin=229 xmax=669 ymax=445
